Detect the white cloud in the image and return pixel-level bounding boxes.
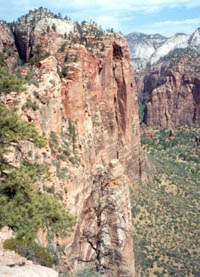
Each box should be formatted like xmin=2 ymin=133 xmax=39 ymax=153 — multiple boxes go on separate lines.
xmin=95 ymin=15 xmax=121 ymax=31
xmin=137 ymin=17 xmax=200 ymax=36
xmin=153 ymin=18 xmax=200 ymax=26
xmin=1 ymin=0 xmax=200 ymax=36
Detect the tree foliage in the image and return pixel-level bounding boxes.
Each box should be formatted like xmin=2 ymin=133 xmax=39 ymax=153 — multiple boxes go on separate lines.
xmin=29 ymin=45 xmax=50 ymax=66
xmin=3 ymin=238 xmax=53 ymax=267
xmin=0 ymin=67 xmax=25 ymax=94
xmin=0 ymin=104 xmax=75 ymax=241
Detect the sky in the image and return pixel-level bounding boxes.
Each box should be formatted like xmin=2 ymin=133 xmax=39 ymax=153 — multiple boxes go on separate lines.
xmin=1 ymin=0 xmax=200 ymax=37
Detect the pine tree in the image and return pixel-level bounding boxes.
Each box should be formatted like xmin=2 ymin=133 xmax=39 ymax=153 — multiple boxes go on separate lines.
xmin=0 ymin=104 xmax=75 ymax=240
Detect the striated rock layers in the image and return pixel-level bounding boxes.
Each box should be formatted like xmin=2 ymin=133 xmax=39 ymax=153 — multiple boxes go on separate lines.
xmin=0 ymin=9 xmax=141 ymax=276
xmin=143 ymin=54 xmax=200 ymax=129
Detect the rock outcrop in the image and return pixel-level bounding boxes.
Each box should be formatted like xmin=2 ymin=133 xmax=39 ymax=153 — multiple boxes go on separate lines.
xmin=0 ymin=9 xmax=141 ymax=276
xmin=0 ymin=265 xmax=58 ymax=277
xmin=0 ymin=21 xmax=19 ymax=69
xmin=142 ymin=53 xmax=200 ymax=129
xmin=12 ymin=8 xmax=78 ymax=62
xmin=127 ymin=28 xmax=200 ymax=130
xmin=0 ymin=227 xmax=58 ymax=277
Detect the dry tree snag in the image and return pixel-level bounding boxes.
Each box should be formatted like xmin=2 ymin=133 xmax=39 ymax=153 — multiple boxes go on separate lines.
xmin=78 ymin=171 xmax=131 ymax=277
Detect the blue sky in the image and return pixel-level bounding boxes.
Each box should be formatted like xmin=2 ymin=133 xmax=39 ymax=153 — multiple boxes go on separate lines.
xmin=1 ymin=0 xmax=200 ymax=37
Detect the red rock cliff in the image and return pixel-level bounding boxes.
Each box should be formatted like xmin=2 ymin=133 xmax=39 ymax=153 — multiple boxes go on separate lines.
xmin=142 ymin=55 xmax=200 ymax=129
xmin=0 ymin=11 xmax=141 ymax=276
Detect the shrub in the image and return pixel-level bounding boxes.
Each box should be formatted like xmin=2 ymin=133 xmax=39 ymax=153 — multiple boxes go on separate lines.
xmin=62 ymin=66 xmax=69 ymax=78
xmin=3 ymin=238 xmax=53 ymax=267
xmin=29 ymin=45 xmax=50 ymax=66
xmin=22 ymin=98 xmax=39 ymax=111
xmin=134 ymin=126 xmax=200 ymax=276
xmin=0 ymin=67 xmax=25 ymax=94
xmin=70 ymin=265 xmax=100 ymax=277
xmin=52 ymin=23 xmax=56 ymax=32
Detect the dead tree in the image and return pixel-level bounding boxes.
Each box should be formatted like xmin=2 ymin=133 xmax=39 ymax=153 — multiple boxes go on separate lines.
xmin=78 ymin=171 xmax=129 ymax=276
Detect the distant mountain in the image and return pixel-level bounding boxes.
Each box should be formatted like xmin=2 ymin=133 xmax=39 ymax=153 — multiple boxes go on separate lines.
xmin=125 ymin=32 xmax=167 ymax=70
xmin=126 ymin=28 xmax=200 ymax=70
xmin=150 ymin=33 xmax=189 ymax=65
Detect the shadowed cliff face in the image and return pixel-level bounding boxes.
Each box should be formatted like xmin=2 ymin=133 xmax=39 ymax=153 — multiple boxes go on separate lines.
xmin=0 ymin=12 xmax=141 ymax=276
xmin=141 ymin=56 xmax=200 ymax=129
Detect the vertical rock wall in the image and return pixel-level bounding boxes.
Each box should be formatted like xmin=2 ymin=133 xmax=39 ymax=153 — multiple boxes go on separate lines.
xmin=0 ymin=15 xmax=141 ymax=276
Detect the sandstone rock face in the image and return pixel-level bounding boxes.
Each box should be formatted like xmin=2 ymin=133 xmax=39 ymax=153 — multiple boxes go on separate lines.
xmin=60 ymin=35 xmax=140 ymax=179
xmin=0 ymin=265 xmax=58 ymax=277
xmin=59 ymin=34 xmax=139 ymax=276
xmin=143 ymin=55 xmax=200 ymax=129
xmin=0 ymin=21 xmax=13 ymax=52
xmin=13 ymin=8 xmax=78 ymax=61
xmin=0 ymin=9 xmax=141 ymax=276
xmin=0 ymin=21 xmax=18 ymax=69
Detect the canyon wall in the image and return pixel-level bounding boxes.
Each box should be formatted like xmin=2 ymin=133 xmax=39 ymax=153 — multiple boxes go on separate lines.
xmin=126 ymin=28 xmax=200 ymax=130
xmin=0 ymin=9 xmax=141 ymax=276
xmin=143 ymin=55 xmax=200 ymax=129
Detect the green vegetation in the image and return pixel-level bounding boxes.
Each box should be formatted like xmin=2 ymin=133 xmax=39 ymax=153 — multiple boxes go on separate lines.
xmin=68 ymin=119 xmax=77 ymax=153
xmin=64 ymin=52 xmax=78 ymax=64
xmin=138 ymin=103 xmax=145 ymax=124
xmin=29 ymin=45 xmax=50 ymax=66
xmin=3 ymin=238 xmax=53 ymax=267
xmin=0 ymin=104 xmax=75 ymax=243
xmin=22 ymin=97 xmax=39 ymax=111
xmin=132 ymin=126 xmax=200 ymax=276
xmin=57 ymin=50 xmax=79 ymax=80
xmin=68 ymin=265 xmax=100 ymax=277
xmin=59 ymin=265 xmax=100 ymax=277
xmin=52 ymin=23 xmax=56 ymax=32
xmin=157 ymin=46 xmax=200 ymax=64
xmin=49 ymin=124 xmax=79 ymax=179
xmin=76 ymin=21 xmax=104 ymax=41
xmin=75 ymin=21 xmax=106 ymax=57
xmin=49 ymin=131 xmax=59 ymax=154
xmin=0 ymin=66 xmax=25 ymax=94
xmin=0 ymin=52 xmax=25 ymax=94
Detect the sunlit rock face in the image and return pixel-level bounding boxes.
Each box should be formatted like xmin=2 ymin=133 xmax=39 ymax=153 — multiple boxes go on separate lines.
xmin=125 ymin=32 xmax=167 ymax=70
xmin=142 ymin=54 xmax=200 ymax=129
xmin=126 ymin=28 xmax=200 ymax=71
xmin=12 ymin=8 xmax=78 ymax=62
xmin=149 ymin=33 xmax=189 ymax=65
xmin=0 ymin=8 xmax=142 ymax=276
xmin=127 ymin=28 xmax=200 ymax=130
